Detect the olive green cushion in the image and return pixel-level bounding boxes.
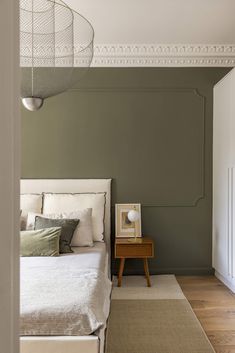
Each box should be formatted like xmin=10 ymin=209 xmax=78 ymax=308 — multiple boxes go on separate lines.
xmin=20 ymin=227 xmax=61 ymax=257
xmin=35 ymin=216 xmax=79 ymax=253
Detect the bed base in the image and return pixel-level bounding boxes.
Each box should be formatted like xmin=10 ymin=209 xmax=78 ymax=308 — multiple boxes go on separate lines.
xmin=20 ymin=336 xmax=99 ymax=353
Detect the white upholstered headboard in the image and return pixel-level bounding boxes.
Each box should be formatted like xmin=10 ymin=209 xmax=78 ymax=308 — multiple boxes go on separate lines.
xmin=20 ymin=179 xmax=112 ymax=257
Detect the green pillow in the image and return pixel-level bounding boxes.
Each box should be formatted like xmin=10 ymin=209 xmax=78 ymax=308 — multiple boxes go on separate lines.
xmin=34 ymin=216 xmax=79 ymax=254
xmin=20 ymin=227 xmax=61 ymax=257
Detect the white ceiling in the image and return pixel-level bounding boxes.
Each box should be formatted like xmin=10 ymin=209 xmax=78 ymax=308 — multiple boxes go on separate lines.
xmin=67 ymin=0 xmax=235 ymax=44
xmin=66 ymin=0 xmax=235 ymax=66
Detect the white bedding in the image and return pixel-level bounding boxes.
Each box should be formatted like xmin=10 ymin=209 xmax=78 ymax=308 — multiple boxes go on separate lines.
xmin=20 ymin=243 xmax=111 ymax=336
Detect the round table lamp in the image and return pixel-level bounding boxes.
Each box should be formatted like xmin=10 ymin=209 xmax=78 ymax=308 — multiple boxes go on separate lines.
xmin=127 ymin=209 xmax=140 ymax=242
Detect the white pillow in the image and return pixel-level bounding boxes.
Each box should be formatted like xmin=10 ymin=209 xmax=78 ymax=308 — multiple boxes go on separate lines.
xmin=20 ymin=194 xmax=43 ymax=230
xmin=43 ymin=193 xmax=106 ymax=242
xmin=26 ymin=209 xmax=94 ymax=247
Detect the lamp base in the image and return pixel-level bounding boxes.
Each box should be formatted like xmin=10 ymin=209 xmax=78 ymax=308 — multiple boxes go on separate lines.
xmin=128 ymin=237 xmax=143 ymax=243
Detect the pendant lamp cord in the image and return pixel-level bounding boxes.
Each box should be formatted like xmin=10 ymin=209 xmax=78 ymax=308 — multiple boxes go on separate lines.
xmin=31 ymin=0 xmax=34 ymax=97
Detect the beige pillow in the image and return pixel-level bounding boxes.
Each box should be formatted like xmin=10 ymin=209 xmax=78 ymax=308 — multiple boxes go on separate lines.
xmin=27 ymin=208 xmax=94 ymax=247
xmin=43 ymin=193 xmax=106 ymax=242
xmin=20 ymin=194 xmax=42 ymax=230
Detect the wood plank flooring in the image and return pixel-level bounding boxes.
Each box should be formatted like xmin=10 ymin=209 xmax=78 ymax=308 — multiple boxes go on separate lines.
xmin=177 ymin=276 xmax=235 ymax=353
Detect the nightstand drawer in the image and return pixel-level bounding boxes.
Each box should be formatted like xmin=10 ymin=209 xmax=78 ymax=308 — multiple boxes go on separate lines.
xmin=115 ymin=243 xmax=153 ymax=258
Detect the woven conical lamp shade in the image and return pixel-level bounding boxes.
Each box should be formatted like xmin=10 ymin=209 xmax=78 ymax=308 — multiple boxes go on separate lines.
xmin=20 ymin=0 xmax=94 ymax=111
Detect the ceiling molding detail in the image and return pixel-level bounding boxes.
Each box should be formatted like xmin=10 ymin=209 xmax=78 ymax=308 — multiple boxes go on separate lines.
xmin=91 ymin=44 xmax=235 ymax=67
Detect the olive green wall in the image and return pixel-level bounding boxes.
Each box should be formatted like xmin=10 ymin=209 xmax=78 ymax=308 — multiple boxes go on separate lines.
xmin=22 ymin=68 xmax=230 ymax=275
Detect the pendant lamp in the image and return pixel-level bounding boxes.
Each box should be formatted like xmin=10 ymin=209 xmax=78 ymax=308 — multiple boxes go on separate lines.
xmin=20 ymin=0 xmax=94 ymax=111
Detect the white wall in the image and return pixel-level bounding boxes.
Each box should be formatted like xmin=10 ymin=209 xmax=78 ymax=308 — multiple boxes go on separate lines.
xmin=213 ymin=68 xmax=235 ymax=292
xmin=0 ymin=0 xmax=20 ymax=352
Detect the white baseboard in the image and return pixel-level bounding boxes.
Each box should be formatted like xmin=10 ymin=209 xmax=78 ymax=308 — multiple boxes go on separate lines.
xmin=215 ymin=270 xmax=235 ymax=293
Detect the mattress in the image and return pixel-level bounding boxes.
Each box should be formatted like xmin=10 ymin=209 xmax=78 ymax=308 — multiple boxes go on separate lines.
xmin=20 ymin=242 xmax=111 ymax=336
xmin=21 ymin=242 xmax=107 ymax=271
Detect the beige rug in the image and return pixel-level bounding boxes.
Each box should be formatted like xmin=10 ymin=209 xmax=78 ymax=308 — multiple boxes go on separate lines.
xmin=105 ymin=275 xmax=215 ymax=353
xmin=112 ymin=274 xmax=185 ymax=300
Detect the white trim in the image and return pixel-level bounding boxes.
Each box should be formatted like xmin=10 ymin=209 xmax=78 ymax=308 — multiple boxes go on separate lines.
xmin=90 ymin=44 xmax=235 ymax=67
xmin=228 ymin=167 xmax=232 ymax=277
xmin=231 ymin=167 xmax=235 ymax=278
xmin=215 ymin=270 xmax=235 ymax=293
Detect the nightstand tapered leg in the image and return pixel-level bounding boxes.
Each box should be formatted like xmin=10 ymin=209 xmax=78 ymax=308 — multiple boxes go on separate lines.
xmin=143 ymin=258 xmax=151 ymax=287
xmin=118 ymin=258 xmax=125 ymax=287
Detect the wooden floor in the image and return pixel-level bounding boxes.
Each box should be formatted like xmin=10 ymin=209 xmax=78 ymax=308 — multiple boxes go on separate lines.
xmin=177 ymin=276 xmax=235 ymax=353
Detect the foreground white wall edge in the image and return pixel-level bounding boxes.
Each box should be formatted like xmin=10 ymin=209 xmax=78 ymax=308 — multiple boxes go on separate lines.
xmin=0 ymin=0 xmax=20 ymax=352
xmin=90 ymin=44 xmax=235 ymax=67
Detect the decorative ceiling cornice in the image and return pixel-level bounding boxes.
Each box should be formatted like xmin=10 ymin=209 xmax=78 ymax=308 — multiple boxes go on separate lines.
xmin=91 ymin=44 xmax=235 ymax=67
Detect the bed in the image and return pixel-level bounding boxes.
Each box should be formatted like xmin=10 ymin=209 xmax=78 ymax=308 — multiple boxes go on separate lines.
xmin=20 ymin=179 xmax=112 ymax=353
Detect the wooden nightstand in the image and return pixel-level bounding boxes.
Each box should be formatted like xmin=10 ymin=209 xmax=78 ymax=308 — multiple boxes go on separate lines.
xmin=115 ymin=237 xmax=154 ymax=287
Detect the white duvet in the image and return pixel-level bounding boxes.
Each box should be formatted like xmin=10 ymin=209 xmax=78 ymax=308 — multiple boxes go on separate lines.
xmin=20 ymin=244 xmax=112 ymax=336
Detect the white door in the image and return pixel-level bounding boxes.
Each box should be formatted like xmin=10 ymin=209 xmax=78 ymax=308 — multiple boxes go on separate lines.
xmin=213 ymin=68 xmax=235 ymax=291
